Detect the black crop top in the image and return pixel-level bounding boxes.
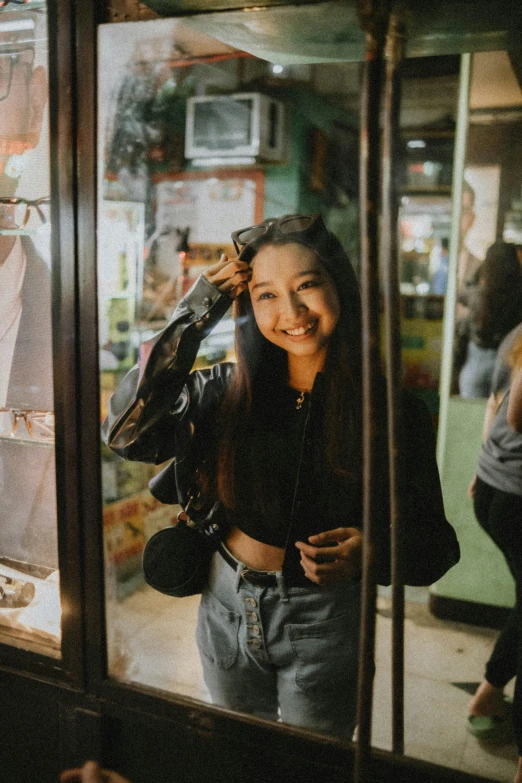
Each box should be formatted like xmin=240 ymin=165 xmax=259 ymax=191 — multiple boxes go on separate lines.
xmin=225 ymin=384 xmax=314 ymax=548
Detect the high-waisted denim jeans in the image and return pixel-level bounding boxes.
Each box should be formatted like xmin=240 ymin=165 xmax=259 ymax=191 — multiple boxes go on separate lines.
xmin=196 ymin=546 xmax=362 ymax=740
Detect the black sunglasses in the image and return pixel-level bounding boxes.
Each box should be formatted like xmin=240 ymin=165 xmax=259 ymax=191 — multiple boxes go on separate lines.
xmin=231 ymin=214 xmax=326 ymax=259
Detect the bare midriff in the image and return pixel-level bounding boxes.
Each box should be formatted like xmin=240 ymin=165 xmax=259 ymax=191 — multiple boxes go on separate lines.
xmin=225 ymin=526 xmax=285 ymax=571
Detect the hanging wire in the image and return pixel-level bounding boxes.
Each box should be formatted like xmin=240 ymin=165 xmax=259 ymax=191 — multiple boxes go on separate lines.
xmin=381 ymin=7 xmax=407 ymax=756
xmin=354 ymin=2 xmax=390 ymax=781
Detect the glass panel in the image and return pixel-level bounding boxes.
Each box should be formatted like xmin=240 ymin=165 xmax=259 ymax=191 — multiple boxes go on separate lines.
xmin=98 ymin=12 xmax=519 ymax=778
xmin=432 ymin=51 xmax=522 ymax=780
xmin=0 ymin=4 xmax=60 ymax=657
xmin=451 ymin=52 xmax=522 ymax=399
xmin=98 ymin=16 xmax=361 ymax=731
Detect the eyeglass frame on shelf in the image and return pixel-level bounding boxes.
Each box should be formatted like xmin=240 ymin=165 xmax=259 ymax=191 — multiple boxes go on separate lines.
xmin=0 ymin=196 xmax=51 ymax=231
xmin=0 ymin=46 xmax=34 ymax=101
xmin=0 ymin=408 xmax=55 ymax=443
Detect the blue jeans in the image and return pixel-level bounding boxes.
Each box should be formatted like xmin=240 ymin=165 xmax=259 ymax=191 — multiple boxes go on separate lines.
xmin=196 ymin=546 xmax=362 ymax=740
xmin=459 ymin=342 xmax=497 ymax=399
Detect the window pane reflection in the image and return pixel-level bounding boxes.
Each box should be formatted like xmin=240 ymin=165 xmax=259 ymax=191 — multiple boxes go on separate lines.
xmin=0 ymin=4 xmax=60 ymax=657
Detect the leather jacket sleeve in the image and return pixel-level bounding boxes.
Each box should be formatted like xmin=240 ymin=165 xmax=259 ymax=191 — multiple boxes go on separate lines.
xmin=102 ymin=274 xmax=232 ymax=465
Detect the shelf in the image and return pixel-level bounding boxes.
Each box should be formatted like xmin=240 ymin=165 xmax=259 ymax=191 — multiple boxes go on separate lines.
xmin=0 ymin=436 xmax=54 ymax=448
xmin=401 ymin=187 xmax=452 ymax=196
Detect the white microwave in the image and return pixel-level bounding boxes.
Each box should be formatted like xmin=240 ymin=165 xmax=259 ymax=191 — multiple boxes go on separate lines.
xmin=184 ymin=92 xmax=285 ymax=162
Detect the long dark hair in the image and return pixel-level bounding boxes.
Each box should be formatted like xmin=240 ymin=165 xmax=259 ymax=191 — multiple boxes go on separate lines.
xmin=476 ymin=242 xmax=522 ymax=345
xmin=215 ymin=225 xmax=363 ymax=512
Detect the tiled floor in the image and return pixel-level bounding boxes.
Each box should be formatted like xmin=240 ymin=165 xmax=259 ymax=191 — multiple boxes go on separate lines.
xmin=374 ymin=591 xmax=517 ymax=781
xmin=106 ymin=583 xmax=518 ymax=781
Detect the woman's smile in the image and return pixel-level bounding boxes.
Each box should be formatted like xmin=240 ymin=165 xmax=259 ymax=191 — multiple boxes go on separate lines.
xmin=282 ymin=318 xmax=319 ymax=338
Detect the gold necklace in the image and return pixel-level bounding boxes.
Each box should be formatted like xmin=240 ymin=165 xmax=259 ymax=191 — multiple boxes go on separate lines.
xmin=296 ymin=391 xmax=305 ymax=410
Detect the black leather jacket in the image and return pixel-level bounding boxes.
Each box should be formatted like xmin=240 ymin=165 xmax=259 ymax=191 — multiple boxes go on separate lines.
xmin=103 ymin=275 xmax=460 ymax=586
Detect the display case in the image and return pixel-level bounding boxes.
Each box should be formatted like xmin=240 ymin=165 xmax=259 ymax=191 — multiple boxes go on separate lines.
xmin=0 ymin=5 xmax=62 ymax=657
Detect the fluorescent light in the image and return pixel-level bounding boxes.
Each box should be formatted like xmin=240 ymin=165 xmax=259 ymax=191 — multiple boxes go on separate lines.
xmin=407 ymin=140 xmax=426 ymax=149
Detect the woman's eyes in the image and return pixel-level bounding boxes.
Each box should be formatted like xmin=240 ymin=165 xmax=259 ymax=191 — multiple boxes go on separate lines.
xmin=298 ymin=279 xmax=320 ymax=291
xmin=256 ymin=279 xmax=320 ymax=300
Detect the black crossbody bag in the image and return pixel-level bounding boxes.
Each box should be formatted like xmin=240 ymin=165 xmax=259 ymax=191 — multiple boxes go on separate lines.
xmin=142 ymin=494 xmax=226 ymax=598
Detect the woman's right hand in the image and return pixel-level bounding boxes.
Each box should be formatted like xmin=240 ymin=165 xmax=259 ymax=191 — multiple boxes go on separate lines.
xmin=204 ymin=254 xmax=251 ymax=299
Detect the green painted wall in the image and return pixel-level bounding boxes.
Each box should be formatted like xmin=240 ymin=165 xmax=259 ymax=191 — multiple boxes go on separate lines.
xmin=262 ymin=85 xmax=358 ymax=221
xmin=431 ymin=397 xmax=515 ymax=608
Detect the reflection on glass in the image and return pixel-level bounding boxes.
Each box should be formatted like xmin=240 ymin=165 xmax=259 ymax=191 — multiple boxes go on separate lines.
xmin=0 ymin=5 xmax=60 ymax=656
xmin=98 ymin=17 xmax=361 ymax=727
xmin=456 ymin=240 xmax=522 ymax=399
xmin=399 ymin=196 xmax=450 ymax=392
xmin=452 ymin=60 xmax=522 ymax=398
xmin=434 ymin=50 xmax=522 ymax=783
xmin=97 ymin=17 xmax=522 ymax=778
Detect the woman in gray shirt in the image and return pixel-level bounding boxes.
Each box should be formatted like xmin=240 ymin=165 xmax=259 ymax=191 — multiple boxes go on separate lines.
xmin=468 ymin=327 xmax=522 ymax=783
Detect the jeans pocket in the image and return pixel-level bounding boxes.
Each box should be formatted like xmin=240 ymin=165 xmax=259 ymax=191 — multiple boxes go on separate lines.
xmin=196 ymin=588 xmax=240 ymax=669
xmin=286 ymin=611 xmax=360 ymax=693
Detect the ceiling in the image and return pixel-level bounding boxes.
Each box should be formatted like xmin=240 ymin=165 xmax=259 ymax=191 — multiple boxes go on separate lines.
xmin=136 ymin=0 xmax=522 ymax=62
xmin=471 ymin=51 xmax=522 ymax=109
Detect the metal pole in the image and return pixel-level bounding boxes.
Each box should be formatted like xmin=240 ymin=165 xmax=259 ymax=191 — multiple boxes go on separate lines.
xmin=436 ymin=53 xmax=472 ymax=471
xmin=381 ymin=8 xmax=407 ymax=756
xmin=355 ymin=2 xmax=390 ymax=781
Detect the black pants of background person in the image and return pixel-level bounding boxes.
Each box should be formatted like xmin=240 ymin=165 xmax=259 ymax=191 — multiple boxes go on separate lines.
xmin=474 ymin=477 xmax=522 ymax=753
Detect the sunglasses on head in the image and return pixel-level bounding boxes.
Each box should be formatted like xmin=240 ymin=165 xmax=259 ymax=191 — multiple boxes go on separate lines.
xmin=231 ymin=214 xmax=326 ymax=259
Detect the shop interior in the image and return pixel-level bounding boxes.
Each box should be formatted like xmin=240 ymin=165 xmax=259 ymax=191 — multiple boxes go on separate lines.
xmin=1 ymin=3 xmax=522 ymax=781
xmin=96 ymin=14 xmax=522 ymax=781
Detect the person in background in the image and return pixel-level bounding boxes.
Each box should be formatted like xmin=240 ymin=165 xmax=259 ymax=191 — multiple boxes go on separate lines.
xmin=431 ymin=236 xmax=450 ymax=295
xmin=456 ymin=178 xmax=481 ymax=314
xmin=103 ymin=214 xmax=459 ymax=739
xmin=458 ymin=242 xmax=522 ymax=399
xmin=467 ymin=329 xmax=522 ymax=783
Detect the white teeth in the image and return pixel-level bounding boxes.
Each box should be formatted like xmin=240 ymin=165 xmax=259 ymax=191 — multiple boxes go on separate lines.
xmin=284 ymin=321 xmax=317 ymax=336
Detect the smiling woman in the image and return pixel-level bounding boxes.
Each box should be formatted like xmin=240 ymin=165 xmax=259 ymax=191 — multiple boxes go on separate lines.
xmin=103 ymin=212 xmax=459 ymax=740
xmin=247 ymin=243 xmax=340 ymax=384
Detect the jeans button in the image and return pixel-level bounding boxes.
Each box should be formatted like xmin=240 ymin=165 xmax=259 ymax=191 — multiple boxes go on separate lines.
xmin=250 ymin=639 xmax=261 ymax=649
xmin=252 ymin=625 xmax=260 ymax=635
xmin=244 ymin=597 xmax=257 ymax=608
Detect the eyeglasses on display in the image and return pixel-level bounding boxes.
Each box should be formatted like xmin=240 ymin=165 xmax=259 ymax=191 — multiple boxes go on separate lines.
xmin=0 ymin=572 xmax=35 ymax=609
xmin=231 ymin=214 xmax=325 ymax=258
xmin=0 ymin=46 xmax=34 ymax=101
xmin=0 ymin=196 xmax=50 ymax=233
xmin=0 ymin=409 xmax=55 ymax=443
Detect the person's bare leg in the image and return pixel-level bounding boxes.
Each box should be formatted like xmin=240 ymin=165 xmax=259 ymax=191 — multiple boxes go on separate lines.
xmin=513 ymin=756 xmax=522 ymax=783
xmin=468 ymin=678 xmax=508 ymax=717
